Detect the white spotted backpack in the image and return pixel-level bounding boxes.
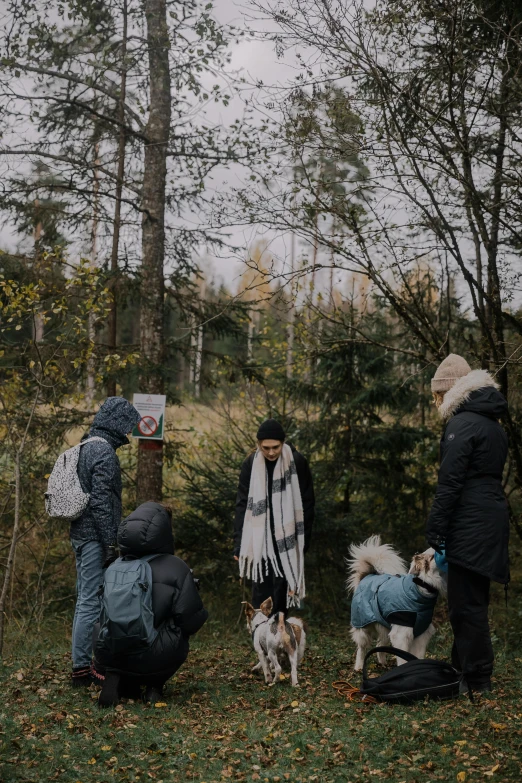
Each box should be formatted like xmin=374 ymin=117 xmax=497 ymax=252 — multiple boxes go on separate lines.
xmin=45 ymin=437 xmax=107 ymax=521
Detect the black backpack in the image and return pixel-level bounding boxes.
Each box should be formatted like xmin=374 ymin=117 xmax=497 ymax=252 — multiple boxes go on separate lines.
xmin=358 ymin=646 xmax=462 ymax=703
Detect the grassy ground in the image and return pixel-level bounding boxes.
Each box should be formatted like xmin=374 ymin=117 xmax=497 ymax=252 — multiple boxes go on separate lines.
xmin=1 ymin=585 xmax=522 ymax=783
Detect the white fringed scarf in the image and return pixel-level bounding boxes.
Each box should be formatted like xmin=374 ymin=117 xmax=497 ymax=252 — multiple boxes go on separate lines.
xmin=239 ymin=444 xmax=305 ymax=607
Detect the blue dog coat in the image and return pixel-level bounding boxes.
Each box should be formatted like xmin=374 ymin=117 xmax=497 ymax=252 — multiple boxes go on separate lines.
xmin=351 ymin=573 xmax=437 ymax=638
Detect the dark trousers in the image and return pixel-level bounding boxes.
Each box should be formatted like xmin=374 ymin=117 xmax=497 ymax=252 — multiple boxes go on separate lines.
xmin=251 ymin=562 xmax=288 ymax=615
xmin=448 ymin=562 xmax=494 ymax=686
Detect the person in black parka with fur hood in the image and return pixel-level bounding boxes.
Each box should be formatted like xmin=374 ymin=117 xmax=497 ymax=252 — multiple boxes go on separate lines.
xmin=95 ymin=502 xmax=208 ymax=706
xmin=426 ymin=355 xmax=509 ymax=695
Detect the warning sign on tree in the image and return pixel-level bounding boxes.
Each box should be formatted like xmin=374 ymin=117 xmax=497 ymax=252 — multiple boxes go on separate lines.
xmin=132 ymin=394 xmax=166 ymax=440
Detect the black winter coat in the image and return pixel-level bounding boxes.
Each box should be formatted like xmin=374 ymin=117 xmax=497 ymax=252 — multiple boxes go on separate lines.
xmin=234 ymin=445 xmax=315 ymax=557
xmin=426 ymin=375 xmax=509 ymax=584
xmin=71 ymin=397 xmax=141 ymax=551
xmin=95 ymin=502 xmax=208 ymax=678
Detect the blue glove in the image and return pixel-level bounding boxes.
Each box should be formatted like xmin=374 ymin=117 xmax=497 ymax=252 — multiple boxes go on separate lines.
xmin=434 ymin=549 xmax=448 ymax=574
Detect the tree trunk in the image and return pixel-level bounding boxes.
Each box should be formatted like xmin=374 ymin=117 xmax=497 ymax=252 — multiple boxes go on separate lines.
xmin=286 ymin=230 xmax=295 ymax=380
xmin=136 ymin=0 xmax=171 ymax=504
xmin=107 ymin=0 xmax=128 ymax=398
xmin=86 ymin=141 xmax=101 ymax=406
xmin=0 ymin=453 xmax=21 ymax=655
xmin=33 ymin=203 xmax=45 ymax=343
xmin=0 ymin=393 xmax=39 ymax=657
xmin=193 ymin=278 xmax=206 ymax=399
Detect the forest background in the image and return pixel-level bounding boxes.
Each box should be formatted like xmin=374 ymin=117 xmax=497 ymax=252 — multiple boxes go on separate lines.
xmin=0 ymin=0 xmax=521 ymax=654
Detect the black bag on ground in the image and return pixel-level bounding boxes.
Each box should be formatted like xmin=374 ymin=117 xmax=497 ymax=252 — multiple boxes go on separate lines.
xmin=360 ymin=646 xmax=462 ymax=703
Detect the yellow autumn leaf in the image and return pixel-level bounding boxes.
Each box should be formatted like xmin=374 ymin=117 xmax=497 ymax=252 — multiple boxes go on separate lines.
xmin=456 ymin=773 xmax=466 ymax=782
xmin=154 ymin=702 xmax=167 ymax=708
xmin=490 ymin=723 xmax=506 ymax=730
xmin=291 ymin=700 xmax=299 ymax=707
xmin=87 ymin=758 xmax=97 ymax=765
xmin=455 ymin=740 xmax=467 ymax=746
xmin=491 ymin=764 xmax=500 ymax=773
xmin=101 ymin=746 xmax=111 ymax=751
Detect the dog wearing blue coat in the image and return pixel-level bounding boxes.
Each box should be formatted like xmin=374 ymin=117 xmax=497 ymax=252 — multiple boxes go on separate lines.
xmin=347 ymin=535 xmax=447 ymax=671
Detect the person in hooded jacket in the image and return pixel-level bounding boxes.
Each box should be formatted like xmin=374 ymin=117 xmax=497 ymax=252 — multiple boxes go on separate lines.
xmin=94 ymin=502 xmax=207 ymax=706
xmin=70 ymin=397 xmax=142 ymax=687
xmin=426 ymin=354 xmax=509 ymax=695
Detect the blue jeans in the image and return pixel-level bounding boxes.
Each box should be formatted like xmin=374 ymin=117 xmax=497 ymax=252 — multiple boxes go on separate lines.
xmin=71 ymin=538 xmax=104 ymax=668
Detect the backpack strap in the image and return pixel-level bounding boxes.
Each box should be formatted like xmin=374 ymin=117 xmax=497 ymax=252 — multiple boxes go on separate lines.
xmin=78 ymin=436 xmax=109 ymax=448
xmin=362 ymin=646 xmax=418 ymax=680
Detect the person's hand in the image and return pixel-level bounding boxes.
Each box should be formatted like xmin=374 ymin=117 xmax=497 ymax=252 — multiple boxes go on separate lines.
xmin=102 ymin=545 xmax=118 ymax=569
xmin=427 ymin=534 xmax=446 ymax=555
xmin=233 ymin=555 xmax=239 ymax=562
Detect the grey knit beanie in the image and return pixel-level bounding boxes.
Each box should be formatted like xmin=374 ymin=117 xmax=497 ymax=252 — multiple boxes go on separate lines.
xmin=431 ymin=354 xmax=472 ymax=393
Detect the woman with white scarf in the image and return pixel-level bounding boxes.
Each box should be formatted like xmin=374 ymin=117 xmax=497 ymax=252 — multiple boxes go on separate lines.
xmin=234 ymin=419 xmax=315 ymax=613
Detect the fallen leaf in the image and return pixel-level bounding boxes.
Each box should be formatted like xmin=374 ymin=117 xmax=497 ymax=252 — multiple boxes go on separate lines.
xmin=87 ymin=758 xmax=97 ymax=765
xmin=101 ymin=746 xmax=111 ymax=751
xmin=455 ymin=740 xmax=467 ymax=746
xmin=154 ymin=702 xmax=168 ymax=708
xmin=456 ymin=773 xmax=466 ymax=782
xmin=290 ymin=700 xmax=299 ymax=708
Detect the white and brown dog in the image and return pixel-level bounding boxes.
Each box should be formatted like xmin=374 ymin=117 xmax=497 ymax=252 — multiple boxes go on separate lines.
xmin=347 ymin=535 xmax=447 ymax=670
xmin=244 ymin=598 xmax=306 ymax=687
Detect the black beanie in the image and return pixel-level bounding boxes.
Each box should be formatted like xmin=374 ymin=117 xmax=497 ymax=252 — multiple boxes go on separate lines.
xmin=256 ymin=418 xmax=285 ymax=441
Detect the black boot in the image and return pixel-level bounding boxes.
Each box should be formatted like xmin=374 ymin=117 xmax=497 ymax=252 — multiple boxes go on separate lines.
xmin=144 ymin=685 xmax=163 ymax=705
xmin=90 ymin=661 xmax=105 ymax=688
xmin=98 ymin=672 xmax=121 ymax=708
xmin=119 ymin=678 xmax=142 ymax=700
xmin=459 ymin=677 xmax=492 ymax=697
xmin=71 ymin=666 xmax=92 ymax=688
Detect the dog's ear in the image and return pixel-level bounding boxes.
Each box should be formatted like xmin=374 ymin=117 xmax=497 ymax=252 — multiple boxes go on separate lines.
xmin=259 ymin=597 xmax=273 ymax=617
xmin=410 ymin=552 xmax=432 ymax=575
xmin=242 ymin=602 xmax=255 ymax=621
xmin=409 ymin=553 xmax=423 ymax=575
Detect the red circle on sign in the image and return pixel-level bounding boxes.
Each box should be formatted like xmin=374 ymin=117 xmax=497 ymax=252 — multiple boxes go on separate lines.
xmin=138 ymin=416 xmax=158 ymax=436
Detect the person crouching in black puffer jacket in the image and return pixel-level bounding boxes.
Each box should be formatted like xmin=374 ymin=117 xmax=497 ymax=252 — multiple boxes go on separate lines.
xmin=94 ymin=502 xmax=208 ymax=706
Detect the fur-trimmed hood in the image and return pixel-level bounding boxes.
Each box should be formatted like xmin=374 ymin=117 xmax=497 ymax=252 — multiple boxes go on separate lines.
xmin=438 ymin=369 xmax=507 ymax=421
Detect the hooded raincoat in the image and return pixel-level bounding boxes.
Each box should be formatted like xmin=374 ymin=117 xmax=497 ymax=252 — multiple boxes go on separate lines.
xmin=70 ymin=397 xmax=141 ymax=552
xmin=426 ymin=370 xmax=509 ymax=584
xmin=95 ymin=502 xmax=208 ymax=679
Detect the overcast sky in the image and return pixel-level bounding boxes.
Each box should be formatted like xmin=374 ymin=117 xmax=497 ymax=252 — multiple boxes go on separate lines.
xmin=201 ymin=0 xmax=302 ymax=292
xmin=0 ymin=0 xmax=311 ymax=294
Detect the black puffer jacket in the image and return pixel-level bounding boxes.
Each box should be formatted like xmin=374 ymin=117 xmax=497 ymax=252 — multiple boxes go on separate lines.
xmin=71 ymin=397 xmax=141 ymax=551
xmin=426 ymin=371 xmax=509 ymax=584
xmin=95 ymin=502 xmax=208 ymax=678
xmin=234 ymin=444 xmax=315 ymax=556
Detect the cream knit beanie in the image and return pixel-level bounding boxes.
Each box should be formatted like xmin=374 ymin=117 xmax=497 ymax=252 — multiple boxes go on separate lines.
xmin=431 ymin=354 xmax=472 ymax=393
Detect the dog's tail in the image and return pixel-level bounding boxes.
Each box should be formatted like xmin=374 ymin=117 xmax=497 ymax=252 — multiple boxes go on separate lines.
xmin=345 ymin=534 xmax=407 ymax=594
xmin=275 ymin=612 xmax=297 ymax=657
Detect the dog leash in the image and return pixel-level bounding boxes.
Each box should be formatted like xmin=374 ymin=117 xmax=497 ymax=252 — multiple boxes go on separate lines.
xmin=332 ymin=680 xmax=379 ymax=705
xmin=236 ymin=577 xmax=249 ymax=625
